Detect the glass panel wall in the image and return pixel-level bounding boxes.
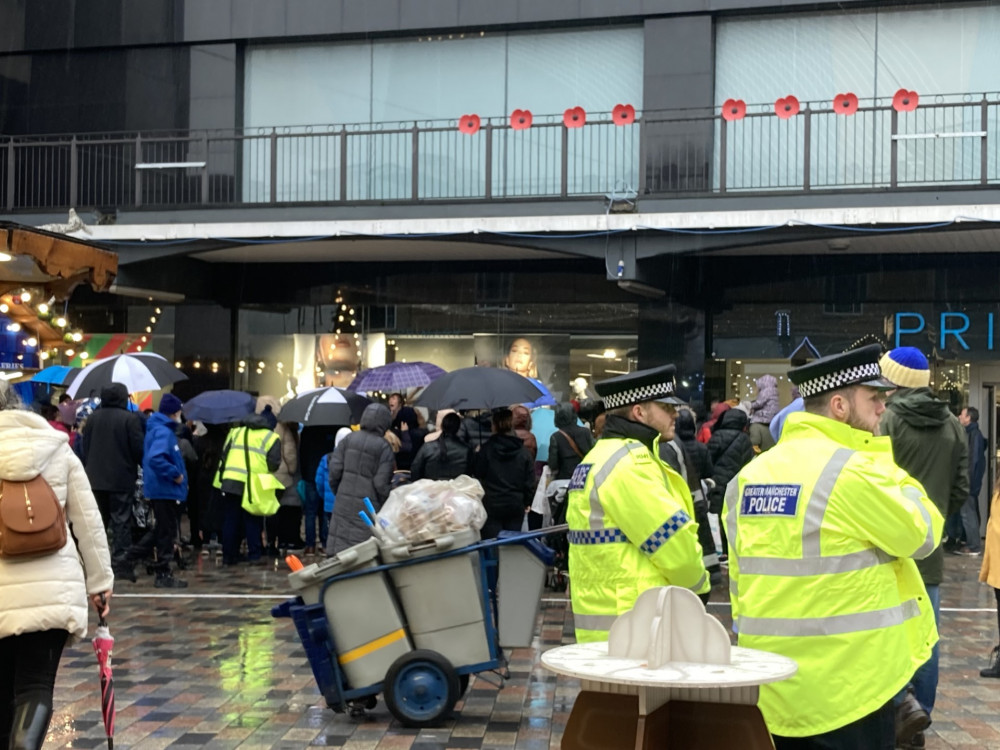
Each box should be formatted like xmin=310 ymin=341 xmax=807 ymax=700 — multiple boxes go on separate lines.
xmin=242 ymin=27 xmax=643 ymax=201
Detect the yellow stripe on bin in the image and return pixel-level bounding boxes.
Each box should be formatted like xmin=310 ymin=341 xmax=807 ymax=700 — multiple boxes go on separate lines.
xmin=337 ymin=629 xmax=408 ymax=665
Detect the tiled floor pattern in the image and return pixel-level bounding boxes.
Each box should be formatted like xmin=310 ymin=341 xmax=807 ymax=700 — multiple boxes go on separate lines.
xmin=40 ymin=552 xmax=1000 ymax=749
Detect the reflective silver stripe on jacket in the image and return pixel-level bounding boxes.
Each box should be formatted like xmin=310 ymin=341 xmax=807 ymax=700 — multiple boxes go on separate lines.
xmin=587 ymin=444 xmax=635 ymax=530
xmin=573 ymin=613 xmax=619 ymax=631
xmin=903 ymin=485 xmax=936 ymax=558
xmin=738 ymin=548 xmax=895 ymax=577
xmin=738 ymin=598 xmax=921 ymax=637
xmin=724 ymin=479 xmax=740 ymax=556
xmin=801 ymin=448 xmax=855 ymax=557
xmin=568 ymin=529 xmax=628 ymax=545
xmin=689 ymin=571 xmax=708 ymax=593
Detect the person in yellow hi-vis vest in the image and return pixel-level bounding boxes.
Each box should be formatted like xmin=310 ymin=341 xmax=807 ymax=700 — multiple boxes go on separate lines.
xmin=724 ymin=344 xmax=942 ymax=750
xmin=567 ymin=364 xmax=709 ymax=643
xmin=213 ymin=411 xmax=282 ymax=565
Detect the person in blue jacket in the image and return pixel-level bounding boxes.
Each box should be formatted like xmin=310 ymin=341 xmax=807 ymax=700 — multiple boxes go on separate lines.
xmin=123 ymin=393 xmax=189 ymax=588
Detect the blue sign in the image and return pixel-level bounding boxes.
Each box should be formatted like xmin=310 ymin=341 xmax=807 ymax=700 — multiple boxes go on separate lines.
xmin=740 ymin=484 xmax=801 ymax=516
xmin=895 ymin=311 xmax=985 ymax=351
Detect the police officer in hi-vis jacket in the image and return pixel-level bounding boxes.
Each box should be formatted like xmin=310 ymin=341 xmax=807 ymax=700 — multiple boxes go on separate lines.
xmin=566 ymin=364 xmax=710 ymax=643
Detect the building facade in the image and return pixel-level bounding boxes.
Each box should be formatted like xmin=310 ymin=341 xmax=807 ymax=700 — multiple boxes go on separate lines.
xmin=4 ymin=0 xmax=1000 ymax=500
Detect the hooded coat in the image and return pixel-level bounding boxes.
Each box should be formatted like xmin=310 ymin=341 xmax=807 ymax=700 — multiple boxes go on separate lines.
xmin=511 ymin=405 xmax=538 ymax=461
xmin=706 ymin=408 xmax=755 ymax=513
xmin=410 ymin=432 xmax=470 ymax=481
xmin=0 ymin=410 xmax=114 ymax=641
xmin=327 ymin=404 xmax=394 ymax=555
xmin=81 ymin=383 xmax=145 ymax=492
xmin=697 ymin=402 xmax=731 ymax=444
xmin=749 ymin=375 xmax=780 ymax=425
xmin=473 ymin=432 xmax=535 ymax=523
xmin=881 ymin=388 xmax=969 ymax=585
xmin=142 ymin=412 xmax=188 ymax=501
xmin=548 ymin=403 xmax=596 ymax=480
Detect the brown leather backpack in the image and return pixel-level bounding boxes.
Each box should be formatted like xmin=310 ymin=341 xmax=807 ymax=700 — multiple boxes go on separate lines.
xmin=0 ymin=476 xmax=67 ymax=558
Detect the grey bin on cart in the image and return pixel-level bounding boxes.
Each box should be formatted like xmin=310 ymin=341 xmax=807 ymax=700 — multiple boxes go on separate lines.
xmin=379 ymin=528 xmax=490 ymax=668
xmin=497 ymin=534 xmax=557 ymax=647
xmin=287 ymin=538 xmax=411 ymax=688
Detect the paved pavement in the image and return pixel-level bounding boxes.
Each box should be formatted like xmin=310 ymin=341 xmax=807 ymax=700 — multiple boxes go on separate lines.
xmin=42 ymin=550 xmax=1000 ymax=749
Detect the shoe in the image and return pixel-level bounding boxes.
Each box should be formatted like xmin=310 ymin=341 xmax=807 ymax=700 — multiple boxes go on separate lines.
xmin=895 ymin=692 xmax=931 ymax=745
xmin=10 ymin=697 xmax=53 ymax=750
xmin=155 ymin=574 xmax=188 ymax=589
xmin=981 ymin=645 xmax=1000 ymax=678
xmin=304 ymin=546 xmax=316 ymax=555
xmin=957 ymin=548 xmax=983 ymax=556
xmin=899 ymin=731 xmax=926 ymax=748
xmin=113 ymin=564 xmax=137 ymax=583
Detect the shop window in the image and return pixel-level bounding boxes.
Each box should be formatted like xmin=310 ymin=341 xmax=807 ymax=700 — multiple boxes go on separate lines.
xmin=823 ymin=275 xmax=865 ymax=315
xmin=476 ymin=272 xmax=514 ymax=311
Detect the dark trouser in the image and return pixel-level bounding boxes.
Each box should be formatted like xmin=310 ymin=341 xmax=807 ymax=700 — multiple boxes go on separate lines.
xmin=0 ymin=629 xmax=68 ymax=750
xmin=771 ymin=698 xmax=894 ymax=750
xmin=266 ymin=504 xmax=302 ymax=549
xmin=128 ymin=499 xmax=179 ymax=573
xmin=221 ymin=492 xmax=263 ymax=562
xmin=302 ymin=481 xmax=327 ymax=547
xmin=482 ymin=513 xmax=524 ymax=540
xmin=94 ymin=489 xmax=134 ymax=566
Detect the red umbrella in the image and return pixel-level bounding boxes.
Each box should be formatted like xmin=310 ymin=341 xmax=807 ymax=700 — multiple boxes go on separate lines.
xmin=92 ymin=596 xmax=115 ymax=749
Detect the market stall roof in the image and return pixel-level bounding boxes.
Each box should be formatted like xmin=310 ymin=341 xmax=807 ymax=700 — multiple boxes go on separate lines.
xmin=0 ymin=221 xmax=117 ymax=298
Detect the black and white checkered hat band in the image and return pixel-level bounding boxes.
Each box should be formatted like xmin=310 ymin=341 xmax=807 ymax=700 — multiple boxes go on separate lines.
xmin=797 ymin=362 xmax=882 ymax=398
xmin=602 ymin=381 xmax=675 ymax=409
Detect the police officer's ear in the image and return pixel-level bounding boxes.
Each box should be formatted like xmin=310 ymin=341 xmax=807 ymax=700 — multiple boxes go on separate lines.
xmin=827 ymin=391 xmax=851 ymax=422
xmin=629 ymin=403 xmax=646 ymax=423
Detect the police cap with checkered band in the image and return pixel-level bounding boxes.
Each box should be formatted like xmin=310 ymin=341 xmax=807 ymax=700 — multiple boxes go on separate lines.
xmin=595 ymin=364 xmax=685 ymax=410
xmin=788 ymin=343 xmax=895 ymax=399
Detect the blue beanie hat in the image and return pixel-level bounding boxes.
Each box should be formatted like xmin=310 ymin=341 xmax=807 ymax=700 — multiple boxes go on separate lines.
xmin=878 ymin=347 xmax=929 ymax=389
xmin=159 ymin=393 xmax=183 ymax=415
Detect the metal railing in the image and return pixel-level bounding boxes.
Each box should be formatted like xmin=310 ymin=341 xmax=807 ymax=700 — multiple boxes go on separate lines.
xmin=3 ymin=95 xmax=1000 ymax=212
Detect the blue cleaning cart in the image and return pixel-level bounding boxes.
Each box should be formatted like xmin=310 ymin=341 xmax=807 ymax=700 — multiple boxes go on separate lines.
xmin=272 ymin=527 xmax=560 ymax=727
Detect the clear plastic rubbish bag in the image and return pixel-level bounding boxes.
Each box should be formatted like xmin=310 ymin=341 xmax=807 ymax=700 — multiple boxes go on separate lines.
xmin=377 ymin=475 xmax=486 ymax=543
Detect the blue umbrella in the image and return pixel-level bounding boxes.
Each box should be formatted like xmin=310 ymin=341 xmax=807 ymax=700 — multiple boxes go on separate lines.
xmin=182 ymin=390 xmax=255 ymax=424
xmin=524 ymin=377 xmax=558 ymax=408
xmin=31 ymin=366 xmax=79 ymax=386
xmin=347 ymin=361 xmax=446 ymax=393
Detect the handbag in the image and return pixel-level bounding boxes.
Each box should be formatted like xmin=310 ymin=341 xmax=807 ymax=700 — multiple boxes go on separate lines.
xmin=240 ymin=428 xmax=280 ymax=517
xmin=0 ymin=475 xmax=67 ymax=558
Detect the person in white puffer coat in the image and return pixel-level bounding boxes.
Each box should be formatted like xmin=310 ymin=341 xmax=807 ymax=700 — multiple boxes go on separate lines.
xmin=0 ymin=381 xmax=113 ymax=750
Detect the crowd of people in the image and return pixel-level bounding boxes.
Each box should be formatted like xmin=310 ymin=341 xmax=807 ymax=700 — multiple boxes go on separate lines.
xmin=3 ymin=342 xmax=1000 ymax=749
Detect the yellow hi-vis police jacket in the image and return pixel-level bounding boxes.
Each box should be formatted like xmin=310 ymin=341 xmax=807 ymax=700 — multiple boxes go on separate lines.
xmin=724 ymin=411 xmax=942 ymax=738
xmin=567 ymin=431 xmax=710 ymax=642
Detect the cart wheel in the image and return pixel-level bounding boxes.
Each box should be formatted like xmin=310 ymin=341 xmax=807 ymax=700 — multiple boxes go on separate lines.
xmin=384 ymin=650 xmax=460 ymax=727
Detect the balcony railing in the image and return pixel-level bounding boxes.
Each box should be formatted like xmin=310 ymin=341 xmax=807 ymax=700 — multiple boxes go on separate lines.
xmin=3 ymin=94 xmax=1000 ymax=212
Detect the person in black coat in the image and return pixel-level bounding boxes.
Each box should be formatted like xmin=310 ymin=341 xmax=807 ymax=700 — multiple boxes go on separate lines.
xmin=410 ymin=412 xmax=471 ymax=481
xmin=391 ymin=406 xmax=427 ymax=472
xmin=674 ymin=409 xmax=712 ymax=485
xmin=706 ymin=407 xmax=755 ymax=557
xmin=548 ymin=403 xmax=596 ymax=480
xmin=473 ymin=407 xmax=535 ymax=539
xmin=80 ymin=383 xmax=145 ymax=576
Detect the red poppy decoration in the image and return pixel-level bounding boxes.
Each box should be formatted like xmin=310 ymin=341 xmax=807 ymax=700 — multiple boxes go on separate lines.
xmin=612 ymin=103 xmax=636 ymax=126
xmin=563 ymin=106 xmax=586 ymax=128
xmin=510 ymin=109 xmax=533 ymax=130
xmin=775 ymin=95 xmax=800 ymax=119
xmin=892 ymin=88 xmax=919 ymax=112
xmin=833 ymin=93 xmax=859 ymax=116
xmin=458 ymin=114 xmax=481 ymax=135
xmin=721 ymin=98 xmax=747 ymax=121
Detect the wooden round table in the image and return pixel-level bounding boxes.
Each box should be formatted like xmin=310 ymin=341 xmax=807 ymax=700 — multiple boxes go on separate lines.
xmin=542 ymin=642 xmax=797 ymax=749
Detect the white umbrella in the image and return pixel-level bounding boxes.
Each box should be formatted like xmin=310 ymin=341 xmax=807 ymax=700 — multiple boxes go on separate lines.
xmin=66 ymin=353 xmax=187 ymax=399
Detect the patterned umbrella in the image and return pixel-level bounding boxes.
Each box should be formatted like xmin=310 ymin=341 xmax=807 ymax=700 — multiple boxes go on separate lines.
xmin=278 ymin=387 xmax=370 ymax=425
xmin=67 ymin=353 xmax=186 ymax=399
xmin=92 ymin=598 xmax=115 ymax=749
xmin=346 ymin=361 xmax=446 ymax=393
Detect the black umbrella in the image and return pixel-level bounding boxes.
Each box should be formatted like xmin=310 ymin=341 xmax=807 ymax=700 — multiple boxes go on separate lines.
xmin=66 ymin=353 xmax=186 ymax=399
xmin=278 ymin=386 xmax=370 ymax=425
xmin=414 ymin=367 xmax=544 ymax=411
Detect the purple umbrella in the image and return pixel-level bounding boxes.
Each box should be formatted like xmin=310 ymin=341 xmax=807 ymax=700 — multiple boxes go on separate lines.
xmin=347 ymin=361 xmax=446 ymax=393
